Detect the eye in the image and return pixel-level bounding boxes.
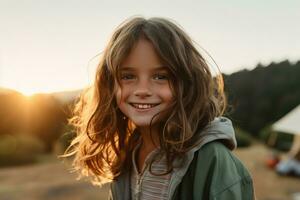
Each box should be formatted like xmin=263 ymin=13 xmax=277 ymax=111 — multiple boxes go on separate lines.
xmin=153 ymin=73 xmax=169 ymax=80
xmin=120 ymin=73 xmax=135 ymax=80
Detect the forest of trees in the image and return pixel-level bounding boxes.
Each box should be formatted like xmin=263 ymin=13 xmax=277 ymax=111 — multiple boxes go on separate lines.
xmin=0 ymin=91 xmax=67 ymax=152
xmin=224 ymin=60 xmax=300 ymax=135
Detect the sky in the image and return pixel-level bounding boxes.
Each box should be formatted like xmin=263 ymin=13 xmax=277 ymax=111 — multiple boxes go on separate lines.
xmin=0 ymin=0 xmax=299 ymax=95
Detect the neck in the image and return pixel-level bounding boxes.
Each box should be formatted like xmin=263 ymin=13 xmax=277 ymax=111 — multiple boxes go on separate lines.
xmin=138 ymin=126 xmax=160 ymax=152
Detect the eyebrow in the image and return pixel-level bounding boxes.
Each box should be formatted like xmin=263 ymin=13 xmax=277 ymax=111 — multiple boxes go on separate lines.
xmin=120 ymin=66 xmax=169 ymax=71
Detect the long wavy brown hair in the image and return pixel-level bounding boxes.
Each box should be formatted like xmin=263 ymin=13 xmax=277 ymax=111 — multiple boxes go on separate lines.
xmin=64 ymin=16 xmax=226 ymax=185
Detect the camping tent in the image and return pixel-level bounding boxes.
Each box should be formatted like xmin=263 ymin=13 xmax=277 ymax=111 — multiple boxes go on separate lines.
xmin=272 ymin=105 xmax=300 ymax=156
xmin=273 ymin=105 xmax=300 ymax=135
xmin=272 ymin=105 xmax=300 ymax=176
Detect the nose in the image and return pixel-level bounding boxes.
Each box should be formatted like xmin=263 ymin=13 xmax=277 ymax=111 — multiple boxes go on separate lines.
xmin=133 ymin=79 xmax=152 ymax=98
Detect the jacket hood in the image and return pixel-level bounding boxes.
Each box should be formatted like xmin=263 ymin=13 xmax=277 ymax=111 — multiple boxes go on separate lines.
xmin=193 ymin=117 xmax=237 ymax=151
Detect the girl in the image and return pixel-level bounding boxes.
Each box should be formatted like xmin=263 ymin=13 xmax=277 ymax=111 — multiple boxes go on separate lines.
xmin=65 ymin=17 xmax=255 ymax=200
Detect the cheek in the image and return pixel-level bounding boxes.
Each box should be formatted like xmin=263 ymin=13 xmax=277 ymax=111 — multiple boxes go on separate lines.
xmin=116 ymin=86 xmax=129 ymax=106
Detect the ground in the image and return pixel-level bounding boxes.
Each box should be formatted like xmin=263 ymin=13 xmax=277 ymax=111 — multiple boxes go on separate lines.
xmin=0 ymin=143 xmax=299 ymax=200
xmin=234 ymin=142 xmax=300 ymax=200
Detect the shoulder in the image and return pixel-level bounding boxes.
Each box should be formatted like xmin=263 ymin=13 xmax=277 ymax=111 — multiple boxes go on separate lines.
xmin=191 ymin=141 xmax=254 ymax=199
xmin=197 ymin=140 xmax=242 ymax=167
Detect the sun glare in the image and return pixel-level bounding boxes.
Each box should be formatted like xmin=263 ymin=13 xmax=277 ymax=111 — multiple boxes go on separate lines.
xmin=17 ymin=87 xmax=51 ymax=97
xmin=20 ymin=88 xmax=40 ymax=96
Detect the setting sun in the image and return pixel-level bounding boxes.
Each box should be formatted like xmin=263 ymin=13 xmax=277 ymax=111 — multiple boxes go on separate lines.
xmin=17 ymin=87 xmax=41 ymax=96
xmin=2 ymin=81 xmax=60 ymax=96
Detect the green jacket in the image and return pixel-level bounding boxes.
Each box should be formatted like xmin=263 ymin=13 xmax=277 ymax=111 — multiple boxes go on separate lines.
xmin=109 ymin=117 xmax=255 ymax=200
xmin=172 ymin=141 xmax=254 ymax=200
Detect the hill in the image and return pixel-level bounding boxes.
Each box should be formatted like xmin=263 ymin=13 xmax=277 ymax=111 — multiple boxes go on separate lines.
xmin=224 ymin=60 xmax=300 ymax=135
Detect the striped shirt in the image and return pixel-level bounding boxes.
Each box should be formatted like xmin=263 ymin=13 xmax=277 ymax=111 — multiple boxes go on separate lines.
xmin=131 ymin=143 xmax=172 ymax=200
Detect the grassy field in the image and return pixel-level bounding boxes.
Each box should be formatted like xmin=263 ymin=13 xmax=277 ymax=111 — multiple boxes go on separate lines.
xmin=0 ymin=143 xmax=300 ymax=200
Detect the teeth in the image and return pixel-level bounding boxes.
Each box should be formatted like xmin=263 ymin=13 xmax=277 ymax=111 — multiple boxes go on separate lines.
xmin=132 ymin=103 xmax=157 ymax=109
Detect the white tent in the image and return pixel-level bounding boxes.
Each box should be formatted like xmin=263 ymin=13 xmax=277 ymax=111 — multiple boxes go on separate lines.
xmin=272 ymin=104 xmax=300 ymax=156
xmin=273 ymin=105 xmax=300 ymax=135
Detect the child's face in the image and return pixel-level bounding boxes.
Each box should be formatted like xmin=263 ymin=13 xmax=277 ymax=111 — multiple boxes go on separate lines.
xmin=116 ymin=39 xmax=173 ymax=128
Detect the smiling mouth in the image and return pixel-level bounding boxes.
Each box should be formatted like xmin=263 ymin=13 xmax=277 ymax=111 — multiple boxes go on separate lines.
xmin=130 ymin=103 xmax=159 ymax=109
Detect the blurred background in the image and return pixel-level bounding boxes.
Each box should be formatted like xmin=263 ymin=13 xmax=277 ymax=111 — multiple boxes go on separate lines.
xmin=1 ymin=0 xmax=300 ymax=200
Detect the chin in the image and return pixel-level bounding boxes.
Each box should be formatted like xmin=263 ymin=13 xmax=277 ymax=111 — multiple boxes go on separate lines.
xmin=132 ymin=121 xmax=152 ymax=128
xmin=131 ymin=118 xmax=157 ymax=128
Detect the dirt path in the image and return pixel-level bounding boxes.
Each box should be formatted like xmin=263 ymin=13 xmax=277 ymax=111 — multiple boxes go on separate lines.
xmin=0 ymin=143 xmax=299 ymax=200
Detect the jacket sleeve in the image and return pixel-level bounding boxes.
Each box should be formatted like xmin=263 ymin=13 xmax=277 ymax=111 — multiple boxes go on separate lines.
xmin=212 ymin=175 xmax=255 ymax=200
